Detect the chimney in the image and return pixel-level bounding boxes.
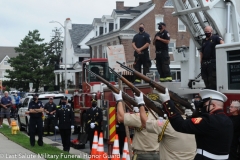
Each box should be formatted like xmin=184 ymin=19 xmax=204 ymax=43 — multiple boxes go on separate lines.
xmin=139 ymin=2 xmax=145 ymax=6
xmin=116 ymin=1 xmax=124 ymax=10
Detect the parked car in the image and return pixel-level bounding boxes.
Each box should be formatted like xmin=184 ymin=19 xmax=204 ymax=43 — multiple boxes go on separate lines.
xmin=17 ymin=93 xmax=64 ymax=134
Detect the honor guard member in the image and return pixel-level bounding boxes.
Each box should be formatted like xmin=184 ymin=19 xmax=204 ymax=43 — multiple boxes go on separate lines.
xmin=135 ymin=92 xmax=196 ymax=160
xmin=86 ymin=99 xmax=103 ymax=150
xmin=159 ymin=88 xmax=233 ymax=160
xmin=44 ymin=97 xmax=56 ymax=136
xmin=27 ymin=94 xmax=44 ymax=147
xmin=200 ymin=26 xmax=224 ymax=90
xmin=54 ymin=97 xmax=74 ymax=152
xmin=132 ymin=23 xmax=151 ymax=84
xmin=113 ymin=91 xmax=159 ymax=160
xmin=153 ymin=22 xmax=172 ymax=82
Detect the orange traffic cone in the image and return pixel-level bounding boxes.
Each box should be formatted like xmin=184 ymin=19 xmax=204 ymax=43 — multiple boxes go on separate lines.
xmin=111 ymin=134 xmax=120 ymax=160
xmin=90 ymin=131 xmax=98 ymax=160
xmin=122 ymin=137 xmax=130 ymax=160
xmin=97 ymin=132 xmax=107 ymax=160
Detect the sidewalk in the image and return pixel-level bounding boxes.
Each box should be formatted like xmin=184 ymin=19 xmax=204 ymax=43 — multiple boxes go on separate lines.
xmin=2 ymin=119 xmax=90 ymax=160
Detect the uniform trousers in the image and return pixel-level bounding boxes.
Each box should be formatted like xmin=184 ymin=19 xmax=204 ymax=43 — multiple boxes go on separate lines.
xmin=88 ymin=128 xmax=100 ymax=150
xmin=134 ymin=51 xmax=151 ymax=82
xmin=201 ymin=60 xmax=216 ymax=90
xmin=59 ymin=129 xmax=71 ymax=152
xmin=44 ymin=116 xmax=54 ymax=134
xmin=29 ymin=117 xmax=43 ymax=146
xmin=155 ymin=50 xmax=171 ymax=79
xmin=133 ymin=153 xmax=159 ymax=160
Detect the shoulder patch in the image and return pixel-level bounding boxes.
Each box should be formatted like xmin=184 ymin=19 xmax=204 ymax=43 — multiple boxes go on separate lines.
xmin=167 ymin=33 xmax=170 ymax=37
xmin=191 ymin=118 xmax=202 ymax=124
xmin=219 ymin=37 xmax=223 ymax=40
xmin=157 ymin=120 xmax=164 ymax=126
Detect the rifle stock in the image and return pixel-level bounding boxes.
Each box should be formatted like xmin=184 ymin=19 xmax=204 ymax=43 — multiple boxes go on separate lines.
xmin=109 ymin=67 xmax=163 ymax=118
xmin=116 ymin=61 xmax=194 ymax=111
xmin=85 ymin=67 xmax=136 ymax=111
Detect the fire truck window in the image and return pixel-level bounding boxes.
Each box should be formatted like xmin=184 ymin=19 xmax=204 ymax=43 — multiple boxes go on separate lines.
xmin=227 ymin=50 xmax=240 ymax=90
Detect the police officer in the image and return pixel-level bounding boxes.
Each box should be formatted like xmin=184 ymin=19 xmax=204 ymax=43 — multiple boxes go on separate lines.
xmin=136 ymin=92 xmax=196 ymax=160
xmin=153 ymin=22 xmax=171 ymax=82
xmin=200 ymin=26 xmax=224 ymax=90
xmin=54 ymin=97 xmax=74 ymax=152
xmin=113 ymin=91 xmax=159 ymax=160
xmin=44 ymin=97 xmax=56 ymax=136
xmin=132 ymin=23 xmax=151 ymax=84
xmin=27 ymin=94 xmax=44 ymax=146
xmin=86 ymin=99 xmax=103 ymax=150
xmin=159 ymin=88 xmax=233 ymax=160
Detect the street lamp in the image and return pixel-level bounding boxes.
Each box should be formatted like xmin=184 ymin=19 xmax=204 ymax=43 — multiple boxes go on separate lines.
xmin=50 ymin=20 xmax=67 ymax=91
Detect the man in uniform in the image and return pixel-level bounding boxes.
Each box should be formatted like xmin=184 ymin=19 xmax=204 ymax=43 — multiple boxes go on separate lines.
xmin=27 ymin=94 xmax=44 ymax=146
xmin=86 ymin=99 xmax=103 ymax=150
xmin=153 ymin=22 xmax=172 ymax=82
xmin=200 ymin=26 xmax=224 ymax=90
xmin=135 ymin=91 xmax=196 ymax=160
xmin=113 ymin=91 xmax=159 ymax=160
xmin=159 ymin=88 xmax=233 ymax=160
xmin=0 ymin=91 xmax=12 ymax=128
xmin=54 ymin=97 xmax=74 ymax=152
xmin=132 ymin=23 xmax=151 ymax=84
xmin=44 ymin=97 xmax=56 ymax=136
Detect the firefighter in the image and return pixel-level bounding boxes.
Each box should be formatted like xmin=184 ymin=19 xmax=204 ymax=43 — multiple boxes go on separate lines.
xmin=113 ymin=91 xmax=159 ymax=160
xmin=136 ymin=92 xmax=196 ymax=160
xmin=153 ymin=22 xmax=172 ymax=82
xmin=200 ymin=26 xmax=224 ymax=90
xmin=44 ymin=97 xmax=56 ymax=136
xmin=159 ymin=88 xmax=233 ymax=160
xmin=85 ymin=99 xmax=103 ymax=150
xmin=27 ymin=94 xmax=44 ymax=147
xmin=132 ymin=23 xmax=151 ymax=84
xmin=54 ymin=97 xmax=74 ymax=152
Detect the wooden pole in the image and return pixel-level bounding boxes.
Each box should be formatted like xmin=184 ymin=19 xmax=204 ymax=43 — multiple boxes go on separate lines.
xmin=118 ymin=74 xmax=133 ymax=159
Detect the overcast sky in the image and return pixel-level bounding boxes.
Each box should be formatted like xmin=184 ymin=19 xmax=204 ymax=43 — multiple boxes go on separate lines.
xmin=0 ymin=0 xmax=150 ymax=47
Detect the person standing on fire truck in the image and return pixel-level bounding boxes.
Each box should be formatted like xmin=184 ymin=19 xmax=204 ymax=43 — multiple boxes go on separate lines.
xmin=200 ymin=26 xmax=224 ymax=90
xmin=153 ymin=22 xmax=172 ymax=82
xmin=86 ymin=99 xmax=103 ymax=150
xmin=113 ymin=91 xmax=159 ymax=160
xmin=159 ymin=88 xmax=233 ymax=160
xmin=132 ymin=23 xmax=151 ymax=84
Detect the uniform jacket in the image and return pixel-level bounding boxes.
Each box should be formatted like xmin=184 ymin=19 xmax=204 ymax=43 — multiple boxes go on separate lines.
xmin=86 ymin=107 xmax=102 ymax=132
xmin=28 ymin=100 xmax=44 ymax=118
xmin=55 ymin=104 xmax=74 ymax=129
xmin=163 ymin=100 xmax=233 ymax=159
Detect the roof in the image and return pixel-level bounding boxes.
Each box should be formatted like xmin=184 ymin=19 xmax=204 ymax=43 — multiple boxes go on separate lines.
xmin=69 ymin=24 xmax=93 ymax=54
xmin=0 ymin=46 xmax=18 ymax=61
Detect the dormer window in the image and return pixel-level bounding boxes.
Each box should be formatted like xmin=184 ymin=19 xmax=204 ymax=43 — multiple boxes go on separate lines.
xmin=4 ymin=59 xmax=9 ymax=65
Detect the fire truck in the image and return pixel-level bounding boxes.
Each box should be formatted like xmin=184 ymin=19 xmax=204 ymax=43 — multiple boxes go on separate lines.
xmin=73 ymin=0 xmax=240 ymax=141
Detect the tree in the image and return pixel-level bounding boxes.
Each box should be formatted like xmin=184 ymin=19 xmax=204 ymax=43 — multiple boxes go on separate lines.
xmin=6 ymin=30 xmax=58 ymax=92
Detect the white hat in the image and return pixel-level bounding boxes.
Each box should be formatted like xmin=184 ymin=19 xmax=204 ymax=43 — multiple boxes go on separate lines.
xmin=231 ymin=101 xmax=240 ymax=107
xmin=199 ymin=89 xmax=227 ymax=102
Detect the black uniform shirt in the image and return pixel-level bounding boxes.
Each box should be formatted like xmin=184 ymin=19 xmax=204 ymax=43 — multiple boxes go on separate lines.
xmin=229 ymin=115 xmax=240 ymax=149
xmin=201 ymin=35 xmax=223 ymax=60
xmin=86 ymin=107 xmax=103 ymax=131
xmin=44 ymin=102 xmax=56 ymax=117
xmin=28 ymin=100 xmax=44 ymax=118
xmin=154 ymin=30 xmax=170 ymax=51
xmin=55 ymin=105 xmax=74 ymax=129
xmin=132 ymin=32 xmax=151 ymax=52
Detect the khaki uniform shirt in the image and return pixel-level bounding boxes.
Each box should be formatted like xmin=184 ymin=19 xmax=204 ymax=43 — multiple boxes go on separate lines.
xmin=146 ymin=118 xmax=196 ymax=160
xmin=124 ymin=112 xmax=159 ymax=152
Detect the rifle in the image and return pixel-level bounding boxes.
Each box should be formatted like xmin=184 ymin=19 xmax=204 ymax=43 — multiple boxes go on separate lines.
xmin=109 ymin=67 xmax=163 ymax=118
xmin=85 ymin=67 xmax=137 ymax=112
xmin=116 ymin=61 xmax=194 ymax=111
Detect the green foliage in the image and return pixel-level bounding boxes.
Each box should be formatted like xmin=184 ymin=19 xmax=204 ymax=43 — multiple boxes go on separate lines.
xmin=5 ymin=30 xmax=62 ymax=92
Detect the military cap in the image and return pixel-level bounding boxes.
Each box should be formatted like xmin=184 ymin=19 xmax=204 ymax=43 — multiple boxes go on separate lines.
xmin=199 ymin=89 xmax=227 ymax=103
xmin=61 ymin=96 xmax=68 ymax=100
xmin=157 ymin=22 xmax=166 ymax=26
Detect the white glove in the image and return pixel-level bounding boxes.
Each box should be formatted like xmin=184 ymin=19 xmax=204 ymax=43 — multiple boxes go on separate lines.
xmin=71 ymin=125 xmax=74 ymax=129
xmin=185 ymin=109 xmax=193 ymax=116
xmin=55 ymin=126 xmax=59 ymax=130
xmin=158 ymin=88 xmax=170 ymax=103
xmin=134 ymin=92 xmax=145 ymax=105
xmin=90 ymin=123 xmax=95 ymax=129
xmin=191 ymin=103 xmax=196 ymax=110
xmin=133 ymin=107 xmax=139 ymax=113
xmin=112 ymin=91 xmax=123 ymax=101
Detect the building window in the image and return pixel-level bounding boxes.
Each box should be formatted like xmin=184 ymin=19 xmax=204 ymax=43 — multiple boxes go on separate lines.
xmin=164 ymin=0 xmax=174 ymax=8
xmin=155 ymin=15 xmax=164 ymax=31
xmin=96 ymin=31 xmax=98 ymax=36
xmin=169 ymin=42 xmax=175 ymax=53
xmin=4 ymin=59 xmax=9 ymax=65
xmin=178 ymin=19 xmax=186 ymax=32
xmin=115 ymin=24 xmax=118 ymax=30
xmin=105 ymin=28 xmax=107 ymax=33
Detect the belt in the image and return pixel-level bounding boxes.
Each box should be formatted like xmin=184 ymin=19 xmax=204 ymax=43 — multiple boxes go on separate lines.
xmin=134 ymin=150 xmax=159 ymax=154
xmin=197 ymin=149 xmax=229 ymax=160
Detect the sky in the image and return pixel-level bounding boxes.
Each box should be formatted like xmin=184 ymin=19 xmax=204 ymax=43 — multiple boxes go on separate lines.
xmin=0 ymin=0 xmax=150 ymax=47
